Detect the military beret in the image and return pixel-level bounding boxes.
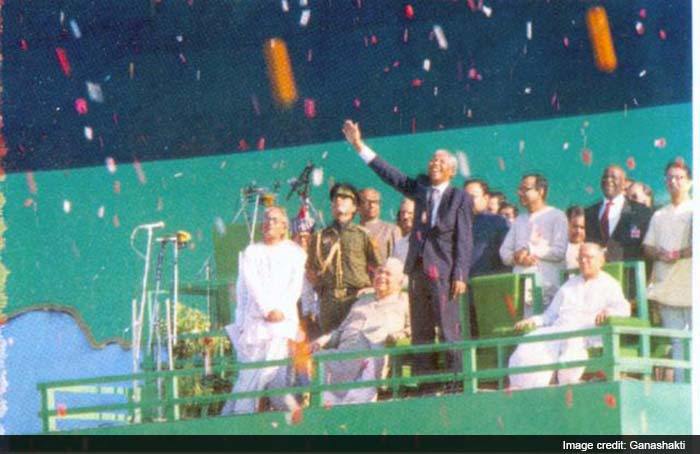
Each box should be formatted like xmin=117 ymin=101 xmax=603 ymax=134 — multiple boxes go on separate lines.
xmin=329 ymin=182 xmax=360 ymax=203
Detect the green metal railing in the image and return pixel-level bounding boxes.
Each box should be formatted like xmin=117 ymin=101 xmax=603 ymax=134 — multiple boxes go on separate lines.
xmin=37 ymin=324 xmax=691 ymax=433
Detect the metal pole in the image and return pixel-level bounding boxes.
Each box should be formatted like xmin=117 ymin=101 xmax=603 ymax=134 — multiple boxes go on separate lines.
xmin=171 ymin=243 xmax=181 ymax=421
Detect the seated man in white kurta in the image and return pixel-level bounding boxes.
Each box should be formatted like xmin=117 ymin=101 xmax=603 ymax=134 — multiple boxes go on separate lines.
xmin=310 ymin=257 xmax=410 ymax=405
xmin=221 ymin=206 xmax=307 ymax=415
xmin=508 ymin=242 xmax=630 ymax=389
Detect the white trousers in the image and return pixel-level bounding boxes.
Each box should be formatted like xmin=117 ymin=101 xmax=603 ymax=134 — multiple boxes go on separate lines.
xmin=508 ymin=326 xmax=587 ymax=389
xmin=221 ymin=336 xmax=297 ymax=415
xmin=322 ymin=354 xmax=379 ymax=406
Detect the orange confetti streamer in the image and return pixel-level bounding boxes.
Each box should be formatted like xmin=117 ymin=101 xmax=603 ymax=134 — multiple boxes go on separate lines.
xmin=586 ymin=6 xmax=617 ymax=73
xmin=263 ymin=38 xmax=298 ymax=108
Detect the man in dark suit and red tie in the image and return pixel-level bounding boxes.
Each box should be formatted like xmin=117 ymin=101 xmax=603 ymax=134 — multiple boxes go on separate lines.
xmin=342 ymin=120 xmax=473 ymax=378
xmin=584 ymin=165 xmax=653 ymax=262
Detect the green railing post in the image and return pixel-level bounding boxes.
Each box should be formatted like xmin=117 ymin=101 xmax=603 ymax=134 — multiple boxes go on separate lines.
xmin=496 ymin=344 xmax=505 ymax=389
xmin=462 ymin=342 xmax=476 ymax=394
xmin=311 ymin=357 xmax=323 ymax=408
xmin=39 ymin=385 xmax=50 ymax=433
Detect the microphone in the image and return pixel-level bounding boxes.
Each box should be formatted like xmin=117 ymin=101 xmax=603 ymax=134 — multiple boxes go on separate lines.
xmin=156 ymin=230 xmax=192 ymax=245
xmin=137 ymin=221 xmax=165 ymax=230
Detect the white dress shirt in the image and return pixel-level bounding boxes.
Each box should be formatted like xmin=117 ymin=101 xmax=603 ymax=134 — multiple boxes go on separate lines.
xmin=598 ymin=193 xmax=626 ymax=237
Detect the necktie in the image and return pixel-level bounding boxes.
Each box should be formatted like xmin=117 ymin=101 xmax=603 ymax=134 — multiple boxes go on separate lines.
xmin=600 ymin=200 xmax=613 ymax=241
xmin=428 ymin=188 xmax=439 ymax=227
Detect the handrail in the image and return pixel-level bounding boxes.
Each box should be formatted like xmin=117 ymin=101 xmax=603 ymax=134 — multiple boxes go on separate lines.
xmin=38 ymin=324 xmax=692 ymax=433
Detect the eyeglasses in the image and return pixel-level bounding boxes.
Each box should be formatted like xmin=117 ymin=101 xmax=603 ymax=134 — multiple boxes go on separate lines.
xmin=666 ymin=174 xmax=687 ymax=181
xmin=517 ymin=186 xmax=536 ymax=194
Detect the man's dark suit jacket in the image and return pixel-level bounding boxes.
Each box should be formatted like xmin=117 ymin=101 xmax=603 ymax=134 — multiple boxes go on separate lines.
xmin=368 ymin=156 xmax=472 ymax=283
xmin=584 ymin=198 xmax=653 ymax=262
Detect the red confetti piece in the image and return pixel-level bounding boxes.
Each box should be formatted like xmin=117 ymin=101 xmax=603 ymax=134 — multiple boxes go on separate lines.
xmin=112 ymin=112 xmax=119 ymax=124
xmin=371 ymin=35 xmax=378 ymax=45
xmin=393 ymin=60 xmax=400 ymax=68
xmin=626 ymin=157 xmax=636 ymax=170
xmin=411 ymin=79 xmax=423 ymax=87
xmin=467 ymin=0 xmax=478 ymax=12
xmin=238 ymin=139 xmax=250 ymax=151
xmin=57 ymin=404 xmax=67 ymax=417
xmin=307 ymin=49 xmax=313 ymax=62
xmin=114 ymin=181 xmax=121 ymax=194
xmin=563 ymin=36 xmax=570 ymax=47
xmin=503 ymin=294 xmax=516 ymax=319
xmin=468 ymin=68 xmax=478 ymax=80
xmin=604 ymin=393 xmax=617 ymax=409
xmin=304 ymin=98 xmax=316 ymax=118
xmin=26 ymin=172 xmax=37 ymax=194
xmin=635 ymin=22 xmax=645 ymax=36
xmin=20 ymin=39 xmax=28 ymax=50
xmin=428 ymin=264 xmax=439 ymax=282
xmin=403 ymin=28 xmax=409 ymax=43
xmin=74 ymin=98 xmax=88 ymax=115
xmin=133 ymin=160 xmax=147 ymax=184
xmin=639 ymin=8 xmax=647 ymax=19
xmin=257 ymin=137 xmax=266 ymax=150
xmin=353 ymin=98 xmax=361 ymax=109
xmin=55 ymin=48 xmax=71 ymax=76
xmin=653 ymin=138 xmax=666 ymax=148
xmin=581 ymin=148 xmax=593 ymax=166
xmin=404 ymin=4 xmax=414 ymax=19
xmin=23 ymin=198 xmax=34 ymax=208
xmin=113 ymin=214 xmax=120 ymax=228
xmin=411 ymin=117 xmax=416 ymax=133
xmin=659 ymin=29 xmax=667 ymax=40
xmin=565 ymin=388 xmax=574 ymax=408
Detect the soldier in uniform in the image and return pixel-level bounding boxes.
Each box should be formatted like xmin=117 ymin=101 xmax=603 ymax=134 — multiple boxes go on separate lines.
xmin=307 ymin=183 xmax=381 ymax=335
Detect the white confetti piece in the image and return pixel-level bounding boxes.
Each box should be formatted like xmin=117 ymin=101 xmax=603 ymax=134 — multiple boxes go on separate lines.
xmin=196 ymin=69 xmax=201 ymax=81
xmin=433 ymin=25 xmax=448 ymax=50
xmin=299 ymin=0 xmax=308 ymax=6
xmin=281 ymin=0 xmax=289 ymax=12
xmin=524 ymin=87 xmax=532 ymax=94
xmin=312 ymin=167 xmax=324 ymax=186
xmin=214 ymin=217 xmax=226 ymax=235
xmin=518 ymin=140 xmax=525 ymax=154
xmin=423 ymin=59 xmax=431 ymax=72
xmin=86 ymin=82 xmax=104 ymax=103
xmin=176 ymin=35 xmax=183 ymax=42
xmin=60 ymin=11 xmax=65 ymax=25
xmin=638 ymin=69 xmax=646 ymax=77
xmin=456 ymin=151 xmax=471 ymax=178
xmin=563 ymin=142 xmax=570 ymax=150
xmin=84 ymin=126 xmax=94 ymax=141
xmin=300 ymin=9 xmax=311 ymax=27
xmin=321 ymin=151 xmax=328 ymax=159
xmin=105 ymin=157 xmax=117 ymax=174
xmin=482 ymin=5 xmax=492 ymax=18
xmin=63 ymin=200 xmax=72 ymax=214
xmin=69 ymin=19 xmax=81 ymax=39
xmin=174 ymin=172 xmax=184 ymax=178
xmin=526 ymin=21 xmax=532 ymax=40
xmin=97 ymin=206 xmax=105 ymax=218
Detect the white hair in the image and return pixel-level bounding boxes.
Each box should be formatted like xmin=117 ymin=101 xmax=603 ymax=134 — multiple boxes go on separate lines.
xmin=433 ymin=149 xmax=458 ymax=172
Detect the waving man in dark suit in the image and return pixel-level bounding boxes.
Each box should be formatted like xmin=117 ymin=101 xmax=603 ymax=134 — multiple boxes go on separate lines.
xmin=342 ymin=120 xmax=472 ymax=376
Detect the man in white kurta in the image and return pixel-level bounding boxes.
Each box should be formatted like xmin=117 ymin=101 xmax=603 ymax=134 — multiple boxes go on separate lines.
xmin=643 ymin=161 xmax=693 ymax=382
xmin=508 ymin=243 xmax=630 ymax=389
xmin=500 ymin=174 xmax=568 ymax=315
xmin=221 ymin=207 xmax=307 ymax=415
xmin=311 ymin=258 xmax=410 ymax=405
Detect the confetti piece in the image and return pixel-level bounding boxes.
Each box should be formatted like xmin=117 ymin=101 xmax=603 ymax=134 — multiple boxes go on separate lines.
xmin=585 ymin=185 xmax=594 ymax=194
xmin=299 ymin=10 xmax=311 ymax=27
xmin=635 ymin=21 xmax=645 ymax=36
xmin=411 ymin=79 xmax=423 ymax=88
xmin=57 ymin=404 xmax=67 ymax=417
xmin=133 ymin=160 xmax=147 ymax=184
xmin=113 ymin=214 xmax=120 ymax=228
xmin=264 ymin=38 xmax=298 ymax=108
xmin=626 ymin=157 xmax=636 ymax=170
xmin=466 ymin=0 xmax=477 ymax=12
xmin=307 ymin=49 xmax=313 ymax=62
xmin=26 ymin=172 xmax=37 ymax=194
xmin=526 ymin=21 xmax=532 ymax=40
xmin=74 ymin=98 xmax=88 ymax=115
xmin=565 ymin=388 xmax=574 ymax=408
xmin=69 ymin=19 xmax=81 ymax=38
xmin=178 ymin=53 xmax=187 ymax=64
xmin=214 ymin=217 xmax=226 ymax=235
xmin=482 ymin=5 xmax=492 ymax=17
xmin=563 ymin=36 xmax=570 ymax=47
xmin=238 ymin=139 xmax=249 ymax=151
xmin=604 ymin=393 xmax=617 ymax=409
xmin=114 ymin=181 xmax=121 ymax=194
xmin=55 ymin=48 xmax=71 ymax=76
xmin=586 ymin=7 xmax=617 ymax=73
xmin=300 ymin=0 xmax=308 ymax=6
xmin=581 ymin=148 xmax=593 ymax=166
xmin=653 ymin=138 xmax=666 ymax=148
xmin=281 ymin=0 xmax=289 ymax=12
xmin=63 ymin=200 xmax=71 ymax=213
xmin=129 ymin=62 xmax=135 ymax=79
xmin=403 ymin=28 xmax=409 ymax=43
xmin=433 ymin=25 xmax=448 ymax=50
xmin=312 ymin=167 xmax=324 ymax=186
xmin=84 ymin=126 xmax=94 ymax=141
xmin=562 ymin=142 xmax=570 ymax=150
xmin=271 ymin=421 xmax=279 ymax=428
xmin=456 ymin=151 xmax=470 ymax=177
xmin=639 ymin=8 xmax=647 ymax=19
xmin=659 ymin=29 xmax=667 ymax=40
xmin=496 ymin=416 xmax=504 ymax=429
xmin=353 ymin=98 xmax=361 ymax=109
xmin=105 ymin=157 xmax=117 ymax=173
xmin=157 ymin=197 xmax=164 ymax=211
xmin=422 ymin=59 xmax=431 ymax=72
xmin=321 ymin=151 xmax=328 ymax=159
xmin=97 ymin=206 xmax=105 ymax=218
xmin=639 ymin=69 xmax=647 ymax=77
xmin=24 ymin=198 xmax=34 ymax=208
xmin=404 ymin=4 xmax=415 ymax=19
xmin=257 ymin=137 xmax=266 ymax=150
xmin=20 ymin=39 xmax=28 ymax=51
xmin=497 ymin=157 xmax=505 ymax=171
xmin=304 ymin=98 xmax=317 ymax=118
xmin=518 ymin=140 xmax=525 ymax=154
xmin=86 ymin=82 xmax=104 ymax=103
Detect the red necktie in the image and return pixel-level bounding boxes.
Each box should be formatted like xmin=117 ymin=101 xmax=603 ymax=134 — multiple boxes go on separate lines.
xmin=600 ymin=200 xmax=613 ymax=241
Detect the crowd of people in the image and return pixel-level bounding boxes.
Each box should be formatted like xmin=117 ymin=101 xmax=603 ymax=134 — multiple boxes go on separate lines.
xmin=222 ymin=119 xmax=693 ymax=415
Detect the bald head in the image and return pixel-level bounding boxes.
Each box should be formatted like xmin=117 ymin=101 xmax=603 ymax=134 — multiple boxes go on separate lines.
xmin=578 ymin=242 xmax=606 ymax=280
xmin=359 ymin=187 xmax=381 ymax=223
xmin=600 ymin=165 xmax=627 ymax=200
